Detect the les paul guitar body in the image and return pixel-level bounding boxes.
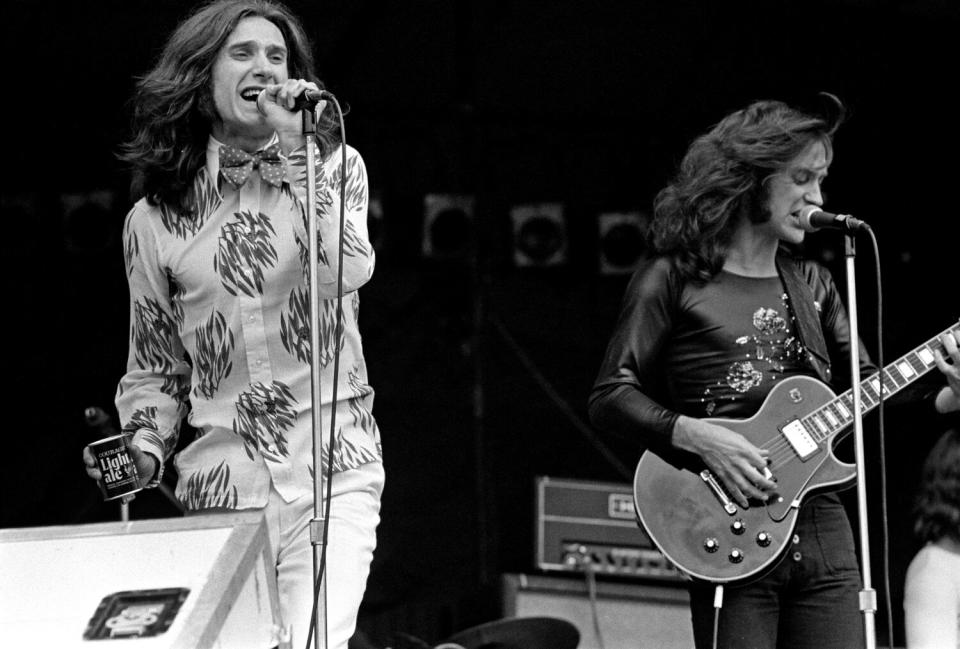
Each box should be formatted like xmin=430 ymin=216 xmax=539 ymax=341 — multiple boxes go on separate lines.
xmin=633 ymin=321 xmax=958 ymax=585
xmin=634 ymin=377 xmax=850 ymax=585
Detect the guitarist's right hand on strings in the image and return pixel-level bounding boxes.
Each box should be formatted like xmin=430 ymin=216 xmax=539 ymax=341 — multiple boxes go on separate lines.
xmin=671 ymin=415 xmax=777 ymax=508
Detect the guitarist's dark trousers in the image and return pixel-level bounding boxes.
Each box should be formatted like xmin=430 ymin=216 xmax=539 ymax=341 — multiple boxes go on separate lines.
xmin=688 ymin=495 xmax=864 ymax=649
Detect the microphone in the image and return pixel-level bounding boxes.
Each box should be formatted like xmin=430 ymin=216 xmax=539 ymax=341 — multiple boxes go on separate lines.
xmin=256 ymin=88 xmax=333 ymax=115
xmin=798 ymin=206 xmax=870 ymax=233
xmin=291 ymin=88 xmax=332 ymax=112
xmin=84 ymin=406 xmax=119 ymax=439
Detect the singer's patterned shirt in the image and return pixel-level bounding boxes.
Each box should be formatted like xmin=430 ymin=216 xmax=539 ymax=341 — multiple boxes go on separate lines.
xmin=117 ymin=135 xmax=382 ymax=510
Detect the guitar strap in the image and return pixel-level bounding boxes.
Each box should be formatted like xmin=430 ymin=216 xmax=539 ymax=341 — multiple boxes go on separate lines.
xmin=776 ymin=253 xmax=833 ymax=384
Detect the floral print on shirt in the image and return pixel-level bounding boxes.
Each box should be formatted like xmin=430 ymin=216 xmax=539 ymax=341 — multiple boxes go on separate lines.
xmin=701 ymin=295 xmax=808 ymax=416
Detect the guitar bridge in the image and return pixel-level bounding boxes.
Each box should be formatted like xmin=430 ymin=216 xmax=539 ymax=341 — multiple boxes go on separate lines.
xmin=700 ymin=470 xmax=737 ymax=515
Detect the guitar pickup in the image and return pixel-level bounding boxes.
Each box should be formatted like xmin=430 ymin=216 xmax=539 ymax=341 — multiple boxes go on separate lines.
xmin=700 ymin=470 xmax=737 ymax=515
xmin=780 ymin=419 xmax=819 ymax=460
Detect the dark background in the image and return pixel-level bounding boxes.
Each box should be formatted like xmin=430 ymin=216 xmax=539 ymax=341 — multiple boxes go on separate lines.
xmin=3 ymin=0 xmax=958 ymax=646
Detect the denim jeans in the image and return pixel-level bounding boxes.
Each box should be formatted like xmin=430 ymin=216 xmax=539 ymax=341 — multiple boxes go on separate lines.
xmin=689 ymin=495 xmax=864 ymax=649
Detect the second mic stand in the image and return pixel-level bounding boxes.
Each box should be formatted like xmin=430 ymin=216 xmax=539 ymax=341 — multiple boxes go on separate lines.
xmin=844 ymin=231 xmax=877 ymax=649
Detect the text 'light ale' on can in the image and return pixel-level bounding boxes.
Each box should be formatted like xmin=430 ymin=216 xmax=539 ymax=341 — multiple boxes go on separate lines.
xmin=90 ymin=434 xmax=143 ymax=501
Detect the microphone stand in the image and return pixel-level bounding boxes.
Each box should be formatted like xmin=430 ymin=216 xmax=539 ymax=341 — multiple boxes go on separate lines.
xmin=303 ymin=103 xmax=329 ymax=649
xmin=844 ymin=232 xmax=877 ymax=649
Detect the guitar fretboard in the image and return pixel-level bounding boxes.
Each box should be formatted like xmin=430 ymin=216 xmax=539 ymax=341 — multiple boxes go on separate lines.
xmin=800 ymin=322 xmax=959 ymax=442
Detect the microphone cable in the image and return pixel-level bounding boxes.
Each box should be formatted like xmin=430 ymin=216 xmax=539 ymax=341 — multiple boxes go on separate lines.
xmin=567 ymin=547 xmax=607 ymax=649
xmin=865 ymin=228 xmax=895 ymax=648
xmin=584 ymin=560 xmax=606 ymax=649
xmin=304 ymin=92 xmax=348 ymax=649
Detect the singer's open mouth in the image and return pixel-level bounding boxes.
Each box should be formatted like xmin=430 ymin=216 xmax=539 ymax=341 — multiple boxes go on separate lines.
xmin=240 ymin=87 xmax=264 ymax=102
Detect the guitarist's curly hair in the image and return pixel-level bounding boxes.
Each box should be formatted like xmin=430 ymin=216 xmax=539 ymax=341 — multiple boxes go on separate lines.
xmin=913 ymin=427 xmax=960 ymax=544
xmin=649 ymin=93 xmax=845 ymax=283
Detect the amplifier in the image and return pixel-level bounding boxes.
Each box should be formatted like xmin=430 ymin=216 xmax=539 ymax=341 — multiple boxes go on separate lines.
xmin=502 ymin=573 xmax=694 ymax=649
xmin=535 ymin=476 xmax=684 ymax=581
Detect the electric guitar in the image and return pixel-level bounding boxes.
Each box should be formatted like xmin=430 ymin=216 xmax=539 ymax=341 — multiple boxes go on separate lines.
xmin=632 ymin=320 xmax=959 ymax=585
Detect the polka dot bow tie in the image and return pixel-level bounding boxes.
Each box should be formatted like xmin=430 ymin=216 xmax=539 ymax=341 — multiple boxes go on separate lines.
xmin=218 ymin=143 xmax=285 ymax=188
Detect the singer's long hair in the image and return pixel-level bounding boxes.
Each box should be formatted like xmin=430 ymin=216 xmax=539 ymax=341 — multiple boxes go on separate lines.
xmin=913 ymin=427 xmax=960 ymax=545
xmin=119 ymin=0 xmax=338 ymax=216
xmin=649 ymin=95 xmax=845 ymax=282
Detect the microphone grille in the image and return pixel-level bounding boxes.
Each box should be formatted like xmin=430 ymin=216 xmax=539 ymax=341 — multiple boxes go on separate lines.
xmin=798 ymin=205 xmax=822 ymax=233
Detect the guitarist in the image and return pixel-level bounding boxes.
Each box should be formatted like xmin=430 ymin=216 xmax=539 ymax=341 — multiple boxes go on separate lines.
xmin=588 ymin=94 xmax=960 ymax=649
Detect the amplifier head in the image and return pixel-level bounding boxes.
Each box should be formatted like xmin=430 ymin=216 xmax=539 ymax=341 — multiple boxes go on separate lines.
xmin=535 ymin=476 xmax=683 ymax=581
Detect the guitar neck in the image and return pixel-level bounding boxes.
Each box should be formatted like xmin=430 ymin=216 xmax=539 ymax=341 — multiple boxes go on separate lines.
xmin=802 ymin=322 xmax=959 ymax=443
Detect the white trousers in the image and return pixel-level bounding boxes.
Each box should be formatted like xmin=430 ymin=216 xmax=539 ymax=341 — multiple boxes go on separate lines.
xmin=191 ymin=461 xmax=383 ymax=649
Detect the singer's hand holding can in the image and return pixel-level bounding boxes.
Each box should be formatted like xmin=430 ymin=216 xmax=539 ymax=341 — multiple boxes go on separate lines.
xmin=88 ymin=434 xmax=144 ymax=501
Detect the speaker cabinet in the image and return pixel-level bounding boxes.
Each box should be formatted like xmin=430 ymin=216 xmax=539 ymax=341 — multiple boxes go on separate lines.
xmin=502 ymin=573 xmax=694 ymax=649
xmin=0 ymin=512 xmax=280 ymax=648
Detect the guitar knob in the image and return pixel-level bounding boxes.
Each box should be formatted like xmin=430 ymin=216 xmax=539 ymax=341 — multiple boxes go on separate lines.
xmin=756 ymin=531 xmax=772 ymax=547
xmin=704 ymin=538 xmax=719 ymax=553
xmin=729 ymin=548 xmax=744 ymax=563
xmin=731 ymin=519 xmax=746 ymax=535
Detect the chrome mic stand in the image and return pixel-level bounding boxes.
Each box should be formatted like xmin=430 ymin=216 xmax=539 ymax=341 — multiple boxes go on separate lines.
xmin=843 ymin=230 xmax=877 ymax=649
xmin=303 ymin=91 xmax=348 ymax=649
xmin=303 ymin=102 xmax=329 ymax=649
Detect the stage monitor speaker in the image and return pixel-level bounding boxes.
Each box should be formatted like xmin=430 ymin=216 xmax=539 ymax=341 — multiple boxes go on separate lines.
xmin=0 ymin=512 xmax=281 ymax=648
xmin=502 ymin=573 xmax=694 ymax=649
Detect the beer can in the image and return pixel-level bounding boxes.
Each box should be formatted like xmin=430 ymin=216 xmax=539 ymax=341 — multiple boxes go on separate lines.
xmin=90 ymin=434 xmax=143 ymax=501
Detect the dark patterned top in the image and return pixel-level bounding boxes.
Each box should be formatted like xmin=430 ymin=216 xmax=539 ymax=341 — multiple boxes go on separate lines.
xmin=117 ymin=136 xmax=382 ymax=510
xmin=589 ymin=253 xmax=874 ymax=462
xmin=654 ymin=272 xmax=812 ymax=418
